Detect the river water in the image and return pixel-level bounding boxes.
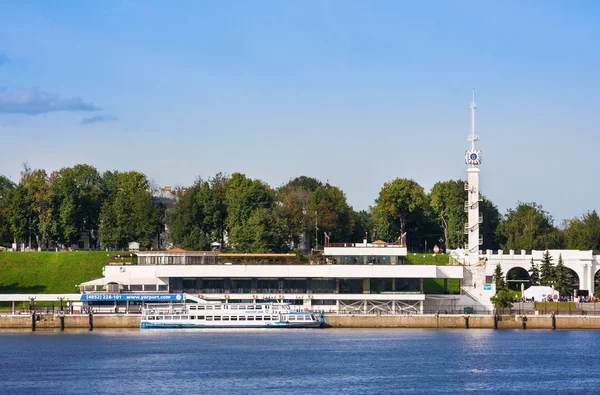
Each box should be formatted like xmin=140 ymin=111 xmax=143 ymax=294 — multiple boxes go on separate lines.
xmin=1 ymin=328 xmax=599 ymax=393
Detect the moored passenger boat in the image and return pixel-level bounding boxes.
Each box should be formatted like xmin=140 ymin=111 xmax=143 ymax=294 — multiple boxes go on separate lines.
xmin=140 ymin=301 xmax=324 ymax=328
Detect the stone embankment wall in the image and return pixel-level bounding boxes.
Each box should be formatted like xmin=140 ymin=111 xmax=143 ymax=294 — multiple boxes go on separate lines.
xmin=0 ymin=314 xmax=139 ymax=329
xmin=2 ymin=313 xmax=600 ymax=329
xmin=324 ymin=314 xmax=600 ymax=330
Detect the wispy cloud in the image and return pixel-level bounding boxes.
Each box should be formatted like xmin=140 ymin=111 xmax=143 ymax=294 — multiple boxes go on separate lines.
xmin=80 ymin=114 xmax=118 ymax=125
xmin=0 ymin=53 xmax=8 ymax=66
xmin=0 ymin=87 xmax=100 ymax=115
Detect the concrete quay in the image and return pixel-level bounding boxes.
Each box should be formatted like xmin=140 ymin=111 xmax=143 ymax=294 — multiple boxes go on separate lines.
xmin=3 ymin=313 xmax=600 ymax=330
xmin=325 ymin=314 xmax=600 ymax=329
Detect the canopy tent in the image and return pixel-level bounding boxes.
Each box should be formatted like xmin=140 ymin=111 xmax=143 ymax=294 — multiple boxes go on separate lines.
xmin=523 ymin=286 xmax=559 ymax=302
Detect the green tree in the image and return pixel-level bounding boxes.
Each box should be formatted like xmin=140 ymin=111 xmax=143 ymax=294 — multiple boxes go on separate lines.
xmin=225 ymin=173 xmax=278 ymax=251
xmin=479 ymin=197 xmax=502 ymax=251
xmin=491 ymin=288 xmax=513 ymax=308
xmin=350 ymin=209 xmax=373 ymax=243
xmin=563 ymin=211 xmax=600 ymax=251
xmin=372 ymin=178 xmax=427 ymax=248
xmin=306 ymin=183 xmax=355 ymax=246
xmin=594 ymin=275 xmax=600 ymax=298
xmin=0 ymin=175 xmax=16 ymax=246
xmin=44 ymin=164 xmax=102 ymax=248
xmin=493 ymin=263 xmax=506 ymax=290
xmin=497 ymin=202 xmax=562 ymax=250
xmin=278 ymin=184 xmax=311 ymax=249
xmin=9 ymin=165 xmax=51 ymax=249
xmin=539 ymin=250 xmax=555 ymax=286
xmin=528 ymin=258 xmax=540 ymax=286
xmin=168 ymin=174 xmax=228 ymax=250
xmin=238 ymin=207 xmax=288 ymax=252
xmin=99 ymin=171 xmax=163 ymax=249
xmin=429 ymin=180 xmax=466 ymax=251
xmin=554 ymin=254 xmax=572 ymax=296
xmin=279 ymin=176 xmax=322 ymax=194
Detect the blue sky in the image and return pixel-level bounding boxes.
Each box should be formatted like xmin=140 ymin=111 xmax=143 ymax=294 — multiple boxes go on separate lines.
xmin=1 ymin=1 xmax=599 ymax=223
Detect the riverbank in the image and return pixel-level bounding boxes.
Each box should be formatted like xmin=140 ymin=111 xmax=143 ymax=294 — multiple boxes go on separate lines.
xmin=3 ymin=313 xmax=600 ymax=330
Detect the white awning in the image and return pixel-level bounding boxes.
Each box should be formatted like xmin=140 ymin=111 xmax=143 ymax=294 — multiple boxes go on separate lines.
xmin=80 ymin=277 xmax=166 ymax=287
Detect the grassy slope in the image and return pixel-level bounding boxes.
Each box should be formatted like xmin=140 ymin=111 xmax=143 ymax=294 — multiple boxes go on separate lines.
xmin=424 ymin=278 xmax=461 ymax=294
xmin=0 ymin=251 xmax=112 ymax=293
xmin=0 ymin=251 xmax=457 ymax=295
xmin=404 ymin=254 xmax=450 ymax=265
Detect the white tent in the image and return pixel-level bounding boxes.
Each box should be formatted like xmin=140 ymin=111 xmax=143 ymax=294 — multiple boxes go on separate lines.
xmin=523 ymin=286 xmax=559 ymax=302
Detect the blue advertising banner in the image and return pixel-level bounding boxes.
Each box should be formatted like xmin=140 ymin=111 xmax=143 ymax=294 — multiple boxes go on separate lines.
xmin=483 ymin=284 xmax=492 ymax=291
xmin=80 ymin=294 xmax=184 ymax=302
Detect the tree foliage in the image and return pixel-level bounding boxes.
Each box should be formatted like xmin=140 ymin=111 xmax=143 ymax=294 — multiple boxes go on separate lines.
xmin=528 ymin=258 xmax=540 ymax=286
xmin=539 ymin=250 xmax=555 ymax=286
xmin=554 ymin=254 xmax=572 ymax=296
xmin=372 ymin=178 xmax=427 ymax=247
xmin=497 ymin=202 xmax=562 ymax=251
xmin=99 ymin=171 xmax=163 ymax=249
xmin=306 ymin=183 xmax=355 ymax=246
xmin=479 ymin=197 xmax=502 ymax=251
xmin=493 ymin=263 xmax=506 ymax=290
xmin=278 ymin=184 xmax=311 ymax=249
xmin=491 ymin=288 xmax=513 ymax=308
xmin=5 ymin=162 xmax=600 ymax=259
xmin=0 ymin=175 xmax=16 ymax=246
xmin=429 ymin=180 xmax=466 ymax=251
xmin=168 ymin=174 xmax=228 ymax=251
xmin=563 ymin=211 xmax=600 ymax=252
xmin=224 ymin=173 xmax=286 ymax=252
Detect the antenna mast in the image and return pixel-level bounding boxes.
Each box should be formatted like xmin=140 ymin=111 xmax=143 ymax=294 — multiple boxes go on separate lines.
xmin=469 ymin=88 xmax=477 ymax=151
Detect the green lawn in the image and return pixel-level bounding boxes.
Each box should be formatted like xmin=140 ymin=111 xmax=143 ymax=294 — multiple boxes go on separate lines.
xmin=423 ymin=278 xmax=460 ymax=294
xmin=403 ymin=253 xmax=450 ymax=265
xmin=0 ymin=251 xmax=122 ymax=294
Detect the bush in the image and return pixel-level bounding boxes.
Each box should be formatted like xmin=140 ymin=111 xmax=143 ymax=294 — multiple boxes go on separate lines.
xmin=491 ymin=288 xmax=513 ymax=308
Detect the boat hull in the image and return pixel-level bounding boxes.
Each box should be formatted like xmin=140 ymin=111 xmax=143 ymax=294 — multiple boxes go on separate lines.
xmin=140 ymin=320 xmax=322 ymax=328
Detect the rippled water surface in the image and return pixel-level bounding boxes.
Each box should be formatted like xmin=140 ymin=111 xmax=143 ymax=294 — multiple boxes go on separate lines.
xmin=1 ymin=329 xmax=599 ymax=393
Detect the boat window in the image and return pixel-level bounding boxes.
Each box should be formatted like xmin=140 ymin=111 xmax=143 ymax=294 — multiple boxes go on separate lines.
xmin=165 ymin=316 xmax=172 ymax=320
xmin=173 ymin=316 xmax=181 ymax=320
xmin=231 ymin=316 xmax=238 ymax=321
xmin=190 ymin=316 xmax=196 ymax=320
xmin=272 ymin=316 xmax=278 ymax=320
xmin=198 ymin=316 xmax=204 ymax=320
xmin=214 ymin=306 xmax=222 ymax=310
xmin=223 ymin=316 xmax=230 ymax=321
xmin=255 ymin=316 xmax=262 ymax=321
xmin=214 ymin=316 xmax=221 ymax=321
xmin=198 ymin=306 xmax=205 ymax=310
xmin=247 ymin=316 xmax=254 ymax=321
xmin=206 ymin=316 xmax=213 ymax=321
xmin=239 ymin=316 xmax=246 ymax=321
xmin=181 ymin=316 xmax=188 ymax=320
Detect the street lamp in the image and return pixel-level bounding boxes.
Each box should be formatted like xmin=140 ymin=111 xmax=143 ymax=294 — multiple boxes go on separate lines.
xmin=314 ymin=211 xmax=318 ymax=250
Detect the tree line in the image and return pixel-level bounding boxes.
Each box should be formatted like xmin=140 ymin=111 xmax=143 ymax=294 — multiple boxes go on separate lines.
xmin=1 ymin=164 xmax=600 ymax=253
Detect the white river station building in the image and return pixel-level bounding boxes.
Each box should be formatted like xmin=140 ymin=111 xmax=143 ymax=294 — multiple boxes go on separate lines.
xmin=79 ymin=92 xmax=600 ymax=313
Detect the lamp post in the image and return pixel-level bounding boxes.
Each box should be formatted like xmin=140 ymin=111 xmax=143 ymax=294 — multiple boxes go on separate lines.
xmin=302 ymin=207 xmax=307 ymax=251
xmin=315 ymin=211 xmax=318 ymax=250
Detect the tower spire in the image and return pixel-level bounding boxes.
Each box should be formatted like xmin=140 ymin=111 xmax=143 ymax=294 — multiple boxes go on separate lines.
xmin=470 ymin=88 xmax=477 ymax=152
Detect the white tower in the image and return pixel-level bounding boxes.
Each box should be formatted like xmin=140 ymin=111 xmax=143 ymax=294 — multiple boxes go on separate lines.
xmin=464 ymin=89 xmax=482 ymax=266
